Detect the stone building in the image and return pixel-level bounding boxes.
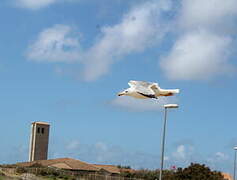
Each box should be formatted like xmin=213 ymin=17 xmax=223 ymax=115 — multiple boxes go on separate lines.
xmin=29 ymin=121 xmax=50 ymax=162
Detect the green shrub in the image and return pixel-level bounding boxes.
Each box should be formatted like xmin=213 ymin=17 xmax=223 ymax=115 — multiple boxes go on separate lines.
xmin=16 ymin=167 xmax=27 ymax=174
xmin=120 ymin=163 xmax=225 ymax=180
xmin=29 ymin=163 xmax=43 ymax=168
xmin=0 ymin=172 xmax=5 ymax=176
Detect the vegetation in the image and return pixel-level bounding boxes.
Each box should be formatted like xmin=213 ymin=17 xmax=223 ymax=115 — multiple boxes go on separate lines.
xmin=117 ymin=165 xmax=131 ymax=169
xmin=170 ymin=163 xmax=224 ymax=180
xmin=15 ymin=166 xmax=76 ymax=180
xmin=0 ymin=169 xmax=6 ymax=180
xmin=0 ymin=162 xmax=226 ymax=180
xmin=0 ymin=164 xmax=17 ymax=168
xmin=120 ymin=163 xmax=225 ymax=180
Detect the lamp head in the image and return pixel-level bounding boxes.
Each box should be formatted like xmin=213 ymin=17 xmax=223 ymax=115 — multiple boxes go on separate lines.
xmin=234 ymin=147 xmax=237 ymax=150
xmin=164 ymin=104 xmax=179 ymax=108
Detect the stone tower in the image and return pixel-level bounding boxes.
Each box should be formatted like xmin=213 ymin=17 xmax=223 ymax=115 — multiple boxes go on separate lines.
xmin=29 ymin=122 xmax=50 ymax=162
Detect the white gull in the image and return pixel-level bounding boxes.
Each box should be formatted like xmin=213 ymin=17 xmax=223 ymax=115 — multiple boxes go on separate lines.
xmin=118 ymin=80 xmax=179 ymax=99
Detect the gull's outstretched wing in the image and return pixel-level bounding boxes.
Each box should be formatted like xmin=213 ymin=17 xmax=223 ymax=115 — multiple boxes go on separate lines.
xmin=125 ymin=80 xmax=179 ymax=98
xmin=134 ymin=85 xmax=154 ymax=95
xmin=149 ymin=83 xmax=160 ymax=95
xmin=128 ymin=80 xmax=152 ymax=88
xmin=129 ymin=80 xmax=156 ymax=98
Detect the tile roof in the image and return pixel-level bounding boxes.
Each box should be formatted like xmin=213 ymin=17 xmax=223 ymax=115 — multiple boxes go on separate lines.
xmin=93 ymin=164 xmax=120 ymax=174
xmin=222 ymin=173 xmax=233 ymax=180
xmin=50 ymin=163 xmax=73 ymax=170
xmin=17 ymin=158 xmax=134 ymax=175
xmin=17 ymin=158 xmax=99 ymax=171
xmin=120 ymin=168 xmax=136 ymax=174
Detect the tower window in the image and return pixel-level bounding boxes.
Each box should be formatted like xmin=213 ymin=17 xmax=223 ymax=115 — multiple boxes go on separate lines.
xmin=42 ymin=128 xmax=45 ymax=134
xmin=37 ymin=127 xmax=40 ymax=133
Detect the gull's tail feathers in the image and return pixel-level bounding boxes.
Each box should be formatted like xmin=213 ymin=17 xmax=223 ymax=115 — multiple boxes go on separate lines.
xmin=169 ymin=89 xmax=180 ymax=94
xmin=157 ymin=88 xmax=180 ymax=96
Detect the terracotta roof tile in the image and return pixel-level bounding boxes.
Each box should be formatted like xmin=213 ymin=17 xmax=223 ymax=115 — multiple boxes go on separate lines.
xmin=17 ymin=158 xmax=134 ymax=174
xmin=222 ymin=173 xmax=233 ymax=180
xmin=51 ymin=163 xmax=73 ymax=170
xmin=17 ymin=158 xmax=99 ymax=171
xmin=93 ymin=164 xmax=120 ymax=174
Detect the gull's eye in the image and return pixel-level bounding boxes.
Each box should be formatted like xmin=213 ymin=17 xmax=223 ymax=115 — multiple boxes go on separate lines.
xmin=125 ymin=91 xmax=128 ymax=93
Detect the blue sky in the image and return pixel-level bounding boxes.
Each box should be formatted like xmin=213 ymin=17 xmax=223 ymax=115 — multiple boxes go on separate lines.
xmin=0 ymin=0 xmax=237 ymax=174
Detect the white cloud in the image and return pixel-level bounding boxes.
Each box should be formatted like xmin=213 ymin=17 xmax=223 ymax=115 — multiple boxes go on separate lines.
xmin=215 ymin=152 xmax=229 ymax=161
xmin=172 ymin=144 xmax=194 ymax=161
xmin=111 ymin=96 xmax=177 ymax=112
xmin=66 ymin=140 xmax=80 ymax=150
xmin=26 ymin=0 xmax=172 ymax=81
xmin=206 ymin=152 xmax=230 ymax=171
xmin=160 ymin=30 xmax=234 ymax=80
xmin=179 ymin=0 xmax=237 ymax=31
xmin=159 ymin=0 xmax=237 ymax=81
xmin=82 ymin=0 xmax=172 ymax=81
xmin=167 ymin=144 xmax=199 ymax=169
xmin=1 ymin=145 xmax=28 ymax=164
xmin=27 ymin=25 xmax=81 ymax=62
xmin=14 ymin=0 xmax=79 ymax=10
xmin=173 ymin=145 xmax=186 ymax=160
xmin=164 ymin=156 xmax=169 ymax=161
xmin=15 ymin=0 xmax=56 ymax=10
xmin=59 ymin=140 xmax=161 ymax=169
xmin=95 ymin=142 xmax=108 ymax=151
xmin=49 ymin=139 xmax=234 ymax=171
xmin=25 ymin=0 xmax=237 ymax=82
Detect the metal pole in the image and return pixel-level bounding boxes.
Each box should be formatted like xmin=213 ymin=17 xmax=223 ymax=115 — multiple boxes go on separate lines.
xmin=159 ymin=107 xmax=168 ymax=180
xmin=234 ymin=150 xmax=237 ymax=180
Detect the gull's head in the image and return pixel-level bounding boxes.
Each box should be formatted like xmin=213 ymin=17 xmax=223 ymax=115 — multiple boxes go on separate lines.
xmin=118 ymin=88 xmax=132 ymax=97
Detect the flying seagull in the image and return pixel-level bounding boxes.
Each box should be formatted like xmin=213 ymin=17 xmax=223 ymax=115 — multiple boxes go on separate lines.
xmin=118 ymin=80 xmax=180 ymax=99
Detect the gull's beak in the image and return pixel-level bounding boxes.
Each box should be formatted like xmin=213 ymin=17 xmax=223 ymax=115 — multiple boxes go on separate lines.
xmin=118 ymin=92 xmax=125 ymax=96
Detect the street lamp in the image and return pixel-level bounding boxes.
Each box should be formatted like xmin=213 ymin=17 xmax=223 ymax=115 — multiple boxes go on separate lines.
xmin=234 ymin=147 xmax=237 ymax=180
xmin=159 ymin=104 xmax=179 ymax=180
xmin=117 ymin=81 xmax=179 ymax=180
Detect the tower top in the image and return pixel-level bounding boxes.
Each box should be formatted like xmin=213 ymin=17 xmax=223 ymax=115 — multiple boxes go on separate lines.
xmin=32 ymin=121 xmax=50 ymax=126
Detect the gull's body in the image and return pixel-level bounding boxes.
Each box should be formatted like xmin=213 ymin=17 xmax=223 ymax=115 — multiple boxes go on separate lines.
xmin=118 ymin=80 xmax=179 ymax=99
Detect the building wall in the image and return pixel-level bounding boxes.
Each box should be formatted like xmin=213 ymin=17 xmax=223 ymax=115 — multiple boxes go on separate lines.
xmin=29 ymin=122 xmax=50 ymax=162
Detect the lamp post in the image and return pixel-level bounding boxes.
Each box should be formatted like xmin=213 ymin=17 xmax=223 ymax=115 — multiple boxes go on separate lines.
xmin=117 ymin=81 xmax=179 ymax=180
xmin=234 ymin=147 xmax=237 ymax=180
xmin=159 ymin=104 xmax=179 ymax=180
